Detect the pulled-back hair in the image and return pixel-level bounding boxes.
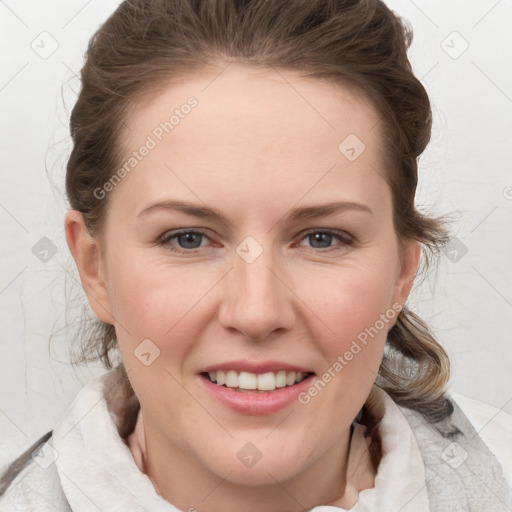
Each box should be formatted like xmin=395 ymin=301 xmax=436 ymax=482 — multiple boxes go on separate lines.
xmin=65 ymin=0 xmax=451 ymax=423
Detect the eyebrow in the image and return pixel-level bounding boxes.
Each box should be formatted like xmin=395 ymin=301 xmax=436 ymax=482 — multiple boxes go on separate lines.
xmin=137 ymin=199 xmax=373 ymax=228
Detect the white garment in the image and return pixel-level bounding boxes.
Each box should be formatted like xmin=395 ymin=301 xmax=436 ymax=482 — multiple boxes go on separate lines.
xmin=1 ymin=368 xmax=511 ymax=511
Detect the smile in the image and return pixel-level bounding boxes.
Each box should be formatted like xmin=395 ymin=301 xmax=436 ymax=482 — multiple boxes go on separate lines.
xmin=204 ymin=370 xmax=312 ymax=392
xmin=198 ymin=369 xmax=316 ymax=415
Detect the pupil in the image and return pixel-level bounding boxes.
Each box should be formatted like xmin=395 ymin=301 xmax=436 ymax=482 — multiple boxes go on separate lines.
xmin=310 ymin=232 xmax=332 ymax=248
xmin=178 ymin=233 xmax=202 ymax=249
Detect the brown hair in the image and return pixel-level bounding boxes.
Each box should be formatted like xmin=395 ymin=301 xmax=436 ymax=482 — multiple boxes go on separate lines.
xmin=66 ymin=0 xmax=452 ymax=423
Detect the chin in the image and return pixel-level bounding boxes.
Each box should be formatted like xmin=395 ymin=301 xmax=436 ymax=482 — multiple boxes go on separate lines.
xmin=215 ymin=461 xmax=302 ymax=487
xmin=198 ymin=441 xmax=312 ymax=487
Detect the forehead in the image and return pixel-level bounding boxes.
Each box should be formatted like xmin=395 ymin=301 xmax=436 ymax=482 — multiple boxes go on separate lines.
xmin=124 ymin=63 xmax=381 ymax=149
xmin=112 ymin=64 xmax=387 ymax=216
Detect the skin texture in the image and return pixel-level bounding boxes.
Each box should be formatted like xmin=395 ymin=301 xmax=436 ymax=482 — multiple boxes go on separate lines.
xmin=66 ymin=63 xmax=420 ymax=511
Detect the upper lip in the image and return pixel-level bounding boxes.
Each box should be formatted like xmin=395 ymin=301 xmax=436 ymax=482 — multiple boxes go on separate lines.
xmin=198 ymin=360 xmax=315 ymax=375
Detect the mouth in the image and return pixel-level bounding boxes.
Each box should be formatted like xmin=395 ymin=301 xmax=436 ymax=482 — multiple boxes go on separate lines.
xmin=200 ymin=370 xmax=314 ymax=393
xmin=198 ymin=368 xmax=316 ymax=415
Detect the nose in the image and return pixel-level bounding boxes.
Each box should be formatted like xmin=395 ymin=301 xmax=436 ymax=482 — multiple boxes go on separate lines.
xmin=217 ymin=243 xmax=296 ymax=341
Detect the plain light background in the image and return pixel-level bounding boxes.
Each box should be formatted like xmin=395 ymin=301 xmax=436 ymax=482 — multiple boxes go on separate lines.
xmin=1 ymin=0 xmax=511 ymax=467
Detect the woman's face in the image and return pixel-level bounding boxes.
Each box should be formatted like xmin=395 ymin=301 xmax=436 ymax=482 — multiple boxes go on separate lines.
xmin=68 ymin=64 xmax=419 ymax=490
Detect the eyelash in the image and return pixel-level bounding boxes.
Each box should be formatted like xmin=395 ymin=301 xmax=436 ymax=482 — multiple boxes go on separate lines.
xmin=158 ymin=229 xmax=356 ymax=255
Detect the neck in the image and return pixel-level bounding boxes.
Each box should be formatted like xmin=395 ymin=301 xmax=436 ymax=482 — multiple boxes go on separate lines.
xmin=129 ymin=411 xmax=369 ymax=511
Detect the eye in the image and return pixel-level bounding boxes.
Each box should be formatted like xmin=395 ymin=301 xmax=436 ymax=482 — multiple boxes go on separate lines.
xmin=157 ymin=228 xmax=356 ymax=255
xmin=159 ymin=229 xmax=211 ymax=253
xmin=297 ymin=229 xmax=355 ymax=250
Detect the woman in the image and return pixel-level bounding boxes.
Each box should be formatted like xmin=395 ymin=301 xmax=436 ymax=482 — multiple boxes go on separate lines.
xmin=1 ymin=0 xmax=511 ymax=510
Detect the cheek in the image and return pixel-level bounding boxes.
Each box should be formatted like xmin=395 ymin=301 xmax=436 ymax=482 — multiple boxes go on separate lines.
xmin=295 ymin=269 xmax=395 ymax=427
xmin=298 ymin=256 xmax=398 ymax=350
xmin=293 ymin=254 xmax=399 ymax=416
xmin=106 ymin=255 xmax=220 ymax=351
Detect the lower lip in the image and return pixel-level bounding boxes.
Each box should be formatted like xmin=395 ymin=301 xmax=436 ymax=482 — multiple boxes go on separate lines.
xmin=198 ymin=373 xmax=315 ymax=415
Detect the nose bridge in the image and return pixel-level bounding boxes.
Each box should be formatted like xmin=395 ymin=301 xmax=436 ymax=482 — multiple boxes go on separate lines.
xmin=219 ymin=237 xmax=294 ymax=339
xmin=237 ymin=249 xmax=277 ymax=301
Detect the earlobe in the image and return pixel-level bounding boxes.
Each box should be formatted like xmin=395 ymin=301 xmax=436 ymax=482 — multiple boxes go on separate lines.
xmin=64 ymin=210 xmax=114 ymax=325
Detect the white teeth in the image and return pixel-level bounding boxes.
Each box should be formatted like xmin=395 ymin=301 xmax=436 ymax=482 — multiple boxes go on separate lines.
xmin=206 ymin=370 xmax=310 ymax=391
xmin=275 ymin=370 xmax=287 ymax=388
xmin=257 ymin=372 xmax=276 ymax=391
xmin=238 ymin=371 xmax=257 ymax=390
xmin=286 ymin=371 xmax=296 ymax=386
xmin=225 ymin=370 xmax=238 ymax=388
xmin=216 ymin=370 xmax=226 ymax=385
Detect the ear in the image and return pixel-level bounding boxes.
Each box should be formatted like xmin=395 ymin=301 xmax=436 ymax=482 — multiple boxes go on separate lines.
xmin=64 ymin=210 xmax=114 ymax=325
xmin=391 ymin=238 xmax=421 ymax=319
